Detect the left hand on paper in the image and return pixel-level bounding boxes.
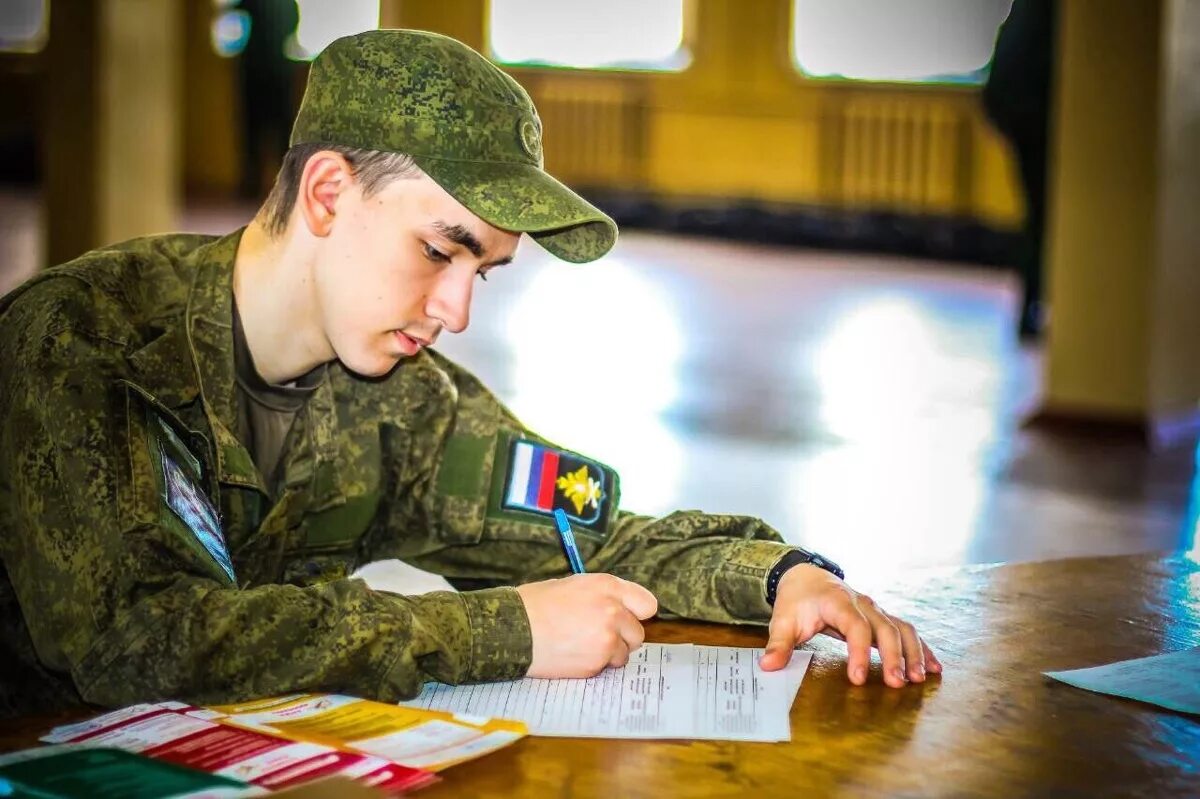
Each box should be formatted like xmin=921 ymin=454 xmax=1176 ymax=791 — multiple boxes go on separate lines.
xmin=758 ymin=565 xmax=942 ymax=688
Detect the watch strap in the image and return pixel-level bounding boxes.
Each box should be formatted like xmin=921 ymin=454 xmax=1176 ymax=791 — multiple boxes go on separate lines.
xmin=765 ymin=548 xmax=845 ymax=606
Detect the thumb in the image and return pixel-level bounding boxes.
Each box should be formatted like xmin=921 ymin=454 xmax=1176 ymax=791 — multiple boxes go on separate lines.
xmin=759 ymin=616 xmax=798 ymax=671
xmin=615 ymin=579 xmax=659 ymax=620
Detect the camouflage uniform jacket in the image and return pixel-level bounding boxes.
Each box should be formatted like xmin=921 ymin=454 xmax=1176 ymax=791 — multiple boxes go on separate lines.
xmin=0 ymin=230 xmax=793 ymax=716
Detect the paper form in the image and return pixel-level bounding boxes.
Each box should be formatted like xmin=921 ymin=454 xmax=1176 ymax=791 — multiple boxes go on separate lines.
xmin=1044 ymin=645 xmax=1200 ymax=715
xmin=398 ymin=643 xmax=814 ymax=742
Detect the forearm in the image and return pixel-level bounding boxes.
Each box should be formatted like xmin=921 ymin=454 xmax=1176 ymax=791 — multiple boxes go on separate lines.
xmin=72 ymin=577 xmax=532 ymax=707
xmin=584 ymin=511 xmax=791 ymax=624
xmin=396 ymin=508 xmax=790 ymax=625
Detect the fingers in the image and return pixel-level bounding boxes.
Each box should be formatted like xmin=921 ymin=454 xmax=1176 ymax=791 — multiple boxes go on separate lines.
xmin=759 ymin=615 xmax=798 ymax=671
xmin=889 ymin=613 xmax=926 ymax=683
xmin=922 ymin=637 xmax=943 ymax=674
xmin=607 ymin=633 xmax=631 ymax=668
xmin=612 ymin=576 xmax=659 ymax=620
xmin=827 ymin=597 xmax=874 ymax=686
xmin=613 ymin=605 xmax=646 ymax=654
xmin=521 ymin=574 xmax=658 ymax=678
xmin=830 ymin=608 xmax=942 ymax=686
xmin=860 ymin=599 xmax=905 ymax=688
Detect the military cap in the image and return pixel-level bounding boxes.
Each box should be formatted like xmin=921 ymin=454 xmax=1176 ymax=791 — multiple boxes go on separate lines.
xmin=291 ymin=28 xmax=617 ymax=263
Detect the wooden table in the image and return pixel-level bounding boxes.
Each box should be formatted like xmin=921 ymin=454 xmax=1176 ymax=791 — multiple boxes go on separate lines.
xmin=3 ymin=552 xmax=1199 ymax=797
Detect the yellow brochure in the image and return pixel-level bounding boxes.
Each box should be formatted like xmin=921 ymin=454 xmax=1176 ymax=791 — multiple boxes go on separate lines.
xmin=197 ymin=693 xmax=526 ymax=771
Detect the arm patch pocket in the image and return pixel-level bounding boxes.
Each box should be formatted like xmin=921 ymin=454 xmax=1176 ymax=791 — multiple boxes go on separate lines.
xmin=145 ymin=410 xmax=236 ymax=585
xmin=486 ymin=434 xmax=619 ymax=540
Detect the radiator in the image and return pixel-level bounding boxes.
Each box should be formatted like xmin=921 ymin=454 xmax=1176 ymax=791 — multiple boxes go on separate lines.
xmin=825 ymin=96 xmax=970 ymax=215
xmin=525 ymin=77 xmax=645 ymax=189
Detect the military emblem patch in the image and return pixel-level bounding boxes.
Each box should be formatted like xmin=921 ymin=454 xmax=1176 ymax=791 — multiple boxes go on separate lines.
xmin=161 ymin=451 xmax=236 ymax=584
xmin=518 ymin=117 xmax=542 ymax=160
xmin=501 ymin=440 xmax=614 ymax=532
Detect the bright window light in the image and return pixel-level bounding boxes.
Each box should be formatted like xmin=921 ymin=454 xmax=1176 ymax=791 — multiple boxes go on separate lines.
xmin=289 ymin=0 xmax=379 ymax=61
xmin=504 ymin=256 xmax=686 ymax=514
xmin=0 ymin=0 xmax=48 ymax=53
xmin=792 ymin=0 xmax=1013 ymax=84
xmin=490 ymin=0 xmax=688 ymax=71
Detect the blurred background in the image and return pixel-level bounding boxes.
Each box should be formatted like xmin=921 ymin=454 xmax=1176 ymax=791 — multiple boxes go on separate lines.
xmin=1 ymin=0 xmax=1197 ymax=590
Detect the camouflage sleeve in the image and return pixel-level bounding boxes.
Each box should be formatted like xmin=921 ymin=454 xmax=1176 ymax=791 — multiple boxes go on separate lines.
xmin=567 ymin=510 xmax=790 ymax=624
xmin=0 ymin=328 xmax=528 ymax=708
xmin=373 ymin=351 xmax=792 ymax=626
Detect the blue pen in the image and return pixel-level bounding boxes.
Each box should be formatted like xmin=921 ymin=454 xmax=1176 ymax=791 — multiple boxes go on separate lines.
xmin=553 ymin=509 xmax=587 ymax=574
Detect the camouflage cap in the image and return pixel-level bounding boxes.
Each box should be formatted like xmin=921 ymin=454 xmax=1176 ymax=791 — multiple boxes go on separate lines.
xmin=291 ymin=29 xmax=617 ymax=264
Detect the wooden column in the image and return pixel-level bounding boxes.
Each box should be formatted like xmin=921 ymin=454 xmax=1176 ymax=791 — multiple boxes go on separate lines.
xmin=42 ymin=0 xmax=181 ymax=267
xmin=1038 ymin=0 xmax=1200 ymax=447
xmin=1147 ymin=0 xmax=1200 ymax=445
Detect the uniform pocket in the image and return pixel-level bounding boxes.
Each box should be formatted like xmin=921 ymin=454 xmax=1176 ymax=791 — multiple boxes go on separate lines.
xmin=430 ymin=430 xmax=494 ymax=546
xmin=300 ymin=423 xmax=383 ymax=551
xmin=118 ymin=384 xmax=235 ymax=586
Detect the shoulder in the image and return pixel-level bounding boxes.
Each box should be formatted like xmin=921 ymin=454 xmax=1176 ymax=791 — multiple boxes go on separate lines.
xmin=391 ymin=348 xmax=500 ymax=411
xmin=407 ymin=349 xmax=524 ymax=431
xmin=336 ymin=348 xmax=521 ymax=430
xmin=0 ymin=233 xmax=216 ymax=404
xmin=0 ymin=233 xmax=213 ymax=360
xmin=420 ymin=348 xmax=491 ymax=399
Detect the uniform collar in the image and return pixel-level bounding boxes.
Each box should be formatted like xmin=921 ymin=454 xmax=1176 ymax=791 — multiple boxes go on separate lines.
xmin=183 ymin=227 xmax=267 ymax=495
xmin=183 ymin=227 xmax=347 ymax=511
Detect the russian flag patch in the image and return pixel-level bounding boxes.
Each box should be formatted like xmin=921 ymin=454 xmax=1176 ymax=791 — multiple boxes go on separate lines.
xmin=501 ymin=440 xmax=614 ymax=532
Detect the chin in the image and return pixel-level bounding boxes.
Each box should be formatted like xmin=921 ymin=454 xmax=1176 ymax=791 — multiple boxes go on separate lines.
xmin=353 ymin=356 xmax=403 ymax=378
xmin=350 ymin=361 xmax=396 ymax=378
xmin=334 ymin=342 xmax=403 ymax=378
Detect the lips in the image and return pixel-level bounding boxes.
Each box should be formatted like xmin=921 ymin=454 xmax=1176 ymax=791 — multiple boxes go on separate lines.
xmin=393 ymin=330 xmax=423 ymax=356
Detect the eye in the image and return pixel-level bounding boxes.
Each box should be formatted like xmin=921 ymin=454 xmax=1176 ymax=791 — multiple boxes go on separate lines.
xmin=422 ymin=242 xmax=450 ymax=263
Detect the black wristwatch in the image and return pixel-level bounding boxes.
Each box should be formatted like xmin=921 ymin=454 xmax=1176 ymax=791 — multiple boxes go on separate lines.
xmin=765 ymin=548 xmax=845 ymax=606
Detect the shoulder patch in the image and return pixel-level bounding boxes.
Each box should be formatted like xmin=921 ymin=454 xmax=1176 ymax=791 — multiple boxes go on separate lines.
xmin=500 ymin=439 xmax=615 ymax=534
xmin=161 ymin=450 xmax=236 ymax=584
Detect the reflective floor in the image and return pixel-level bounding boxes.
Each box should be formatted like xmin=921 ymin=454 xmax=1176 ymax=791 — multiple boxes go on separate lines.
xmin=3 ymin=189 xmax=1197 ymax=590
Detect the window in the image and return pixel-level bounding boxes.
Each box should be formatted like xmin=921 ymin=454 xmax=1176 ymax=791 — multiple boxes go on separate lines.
xmin=489 ymin=0 xmax=688 ymax=71
xmin=289 ymin=0 xmax=379 ymax=60
xmin=0 ymin=0 xmax=48 ymax=54
xmin=792 ymin=0 xmax=1013 ymax=85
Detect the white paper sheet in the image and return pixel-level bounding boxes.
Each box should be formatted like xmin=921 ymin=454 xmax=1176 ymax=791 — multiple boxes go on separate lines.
xmin=352 ymin=559 xmax=457 ymax=596
xmin=1044 ymin=645 xmax=1200 ymax=715
xmin=398 ymin=643 xmax=813 ymax=742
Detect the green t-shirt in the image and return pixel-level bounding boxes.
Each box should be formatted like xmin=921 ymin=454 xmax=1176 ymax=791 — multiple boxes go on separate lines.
xmin=231 ymin=297 xmax=326 ymax=498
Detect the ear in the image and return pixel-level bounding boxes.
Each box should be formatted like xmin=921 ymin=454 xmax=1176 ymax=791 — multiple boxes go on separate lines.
xmin=296 ymin=151 xmax=354 ymax=238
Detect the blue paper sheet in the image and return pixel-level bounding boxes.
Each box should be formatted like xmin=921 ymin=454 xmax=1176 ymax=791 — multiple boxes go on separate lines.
xmin=1044 ymin=646 xmax=1200 ymax=715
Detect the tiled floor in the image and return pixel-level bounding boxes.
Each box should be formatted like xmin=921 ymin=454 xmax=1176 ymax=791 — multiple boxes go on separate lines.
xmin=3 ymin=189 xmax=1196 ymax=593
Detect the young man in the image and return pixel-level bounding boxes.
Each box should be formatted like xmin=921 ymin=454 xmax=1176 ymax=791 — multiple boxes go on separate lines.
xmin=0 ymin=30 xmax=940 ymax=717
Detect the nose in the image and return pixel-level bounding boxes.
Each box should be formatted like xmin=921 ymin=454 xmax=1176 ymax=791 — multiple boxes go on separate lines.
xmin=426 ymin=265 xmax=475 ymax=334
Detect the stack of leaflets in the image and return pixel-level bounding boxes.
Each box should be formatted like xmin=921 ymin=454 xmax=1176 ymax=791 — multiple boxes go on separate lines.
xmin=0 ymin=746 xmax=258 ymax=799
xmin=0 ymin=693 xmax=527 ymax=796
xmin=194 ymin=693 xmax=526 ymax=770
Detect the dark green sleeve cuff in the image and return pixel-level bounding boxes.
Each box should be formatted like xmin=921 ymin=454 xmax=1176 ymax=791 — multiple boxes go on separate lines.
xmin=373 ymin=586 xmax=532 ymax=698
xmin=719 ymin=541 xmax=795 ymax=623
xmin=460 ymin=586 xmax=533 ymax=683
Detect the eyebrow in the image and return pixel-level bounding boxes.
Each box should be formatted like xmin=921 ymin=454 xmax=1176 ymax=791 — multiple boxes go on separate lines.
xmin=432 ymin=221 xmax=514 ymax=266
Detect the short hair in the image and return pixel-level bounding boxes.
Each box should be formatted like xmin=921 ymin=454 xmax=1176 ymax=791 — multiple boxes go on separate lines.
xmin=258 ymin=142 xmax=423 ymax=236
